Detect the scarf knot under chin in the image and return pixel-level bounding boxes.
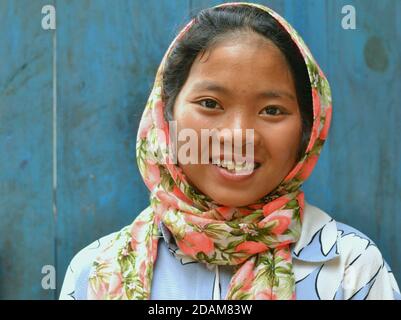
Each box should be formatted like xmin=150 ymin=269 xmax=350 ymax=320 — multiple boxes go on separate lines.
xmin=154 ymin=188 xmax=305 ymax=300
xmin=87 ymin=189 xmax=304 ymax=300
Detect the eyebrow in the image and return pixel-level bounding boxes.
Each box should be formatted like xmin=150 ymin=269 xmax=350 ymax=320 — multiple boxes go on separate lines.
xmin=191 ymin=80 xmax=296 ymax=101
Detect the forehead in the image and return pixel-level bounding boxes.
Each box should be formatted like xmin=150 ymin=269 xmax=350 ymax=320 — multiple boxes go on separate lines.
xmin=184 ymin=32 xmax=295 ymax=94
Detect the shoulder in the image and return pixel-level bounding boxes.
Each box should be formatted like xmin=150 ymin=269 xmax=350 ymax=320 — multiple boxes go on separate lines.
xmin=302 ymin=202 xmax=400 ymax=300
xmin=59 ymin=231 xmax=120 ymax=300
xmin=335 ymin=221 xmax=382 ymax=265
xmin=301 ymin=201 xmax=387 ymax=265
xmin=71 ymin=231 xmax=119 ymax=271
xmin=334 ymin=220 xmax=400 ymax=299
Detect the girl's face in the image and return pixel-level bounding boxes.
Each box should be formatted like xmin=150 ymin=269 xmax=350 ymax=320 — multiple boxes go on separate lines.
xmin=172 ymin=32 xmax=303 ymax=207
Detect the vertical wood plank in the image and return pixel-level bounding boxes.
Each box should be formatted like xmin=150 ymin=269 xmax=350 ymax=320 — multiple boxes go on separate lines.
xmin=0 ymin=0 xmax=55 ymax=299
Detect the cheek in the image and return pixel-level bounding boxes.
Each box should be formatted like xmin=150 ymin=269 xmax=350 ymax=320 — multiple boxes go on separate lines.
xmin=176 ymin=108 xmax=212 ymax=132
xmin=174 ymin=107 xmax=208 ymax=167
xmin=260 ymin=118 xmax=302 ymax=163
xmin=174 ymin=106 xmax=216 ymax=153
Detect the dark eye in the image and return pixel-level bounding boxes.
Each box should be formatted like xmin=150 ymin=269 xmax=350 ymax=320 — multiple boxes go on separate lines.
xmin=260 ymin=106 xmax=285 ymax=116
xmin=198 ymin=99 xmax=221 ymax=110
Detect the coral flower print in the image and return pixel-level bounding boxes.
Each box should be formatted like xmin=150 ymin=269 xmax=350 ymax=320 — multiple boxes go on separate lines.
xmin=255 ymin=289 xmax=277 ymax=300
xmin=270 ymin=215 xmax=292 ymax=235
xmin=319 ymin=106 xmax=332 ymax=140
xmin=297 ymin=154 xmax=319 ymax=181
xmin=262 ymin=195 xmax=291 ymax=216
xmin=235 ymin=241 xmax=269 ymax=255
xmin=176 ymin=231 xmax=215 ymax=257
xmin=143 ymin=162 xmax=161 ymax=190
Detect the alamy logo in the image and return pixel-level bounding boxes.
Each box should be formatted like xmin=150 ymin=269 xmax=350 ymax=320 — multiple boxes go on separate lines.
xmin=41 ymin=265 xmax=56 ymax=290
xmin=41 ymin=5 xmax=56 ymax=30
xmin=341 ymin=5 xmax=356 ymax=30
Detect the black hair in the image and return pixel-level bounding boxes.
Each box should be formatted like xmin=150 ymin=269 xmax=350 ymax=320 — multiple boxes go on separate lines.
xmin=162 ymin=4 xmax=313 ymax=161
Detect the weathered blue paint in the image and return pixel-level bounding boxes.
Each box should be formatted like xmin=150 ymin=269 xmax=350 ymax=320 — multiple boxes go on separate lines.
xmin=0 ymin=0 xmax=55 ymax=299
xmin=0 ymin=0 xmax=400 ymax=299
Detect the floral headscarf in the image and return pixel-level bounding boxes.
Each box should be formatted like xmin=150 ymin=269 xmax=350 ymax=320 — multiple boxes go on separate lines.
xmin=87 ymin=2 xmax=332 ymax=300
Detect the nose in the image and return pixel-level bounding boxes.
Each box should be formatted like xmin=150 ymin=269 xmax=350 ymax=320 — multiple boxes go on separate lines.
xmin=216 ymin=111 xmax=262 ymax=154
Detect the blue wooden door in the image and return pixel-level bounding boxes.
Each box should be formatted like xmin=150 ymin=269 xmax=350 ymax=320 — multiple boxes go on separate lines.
xmin=1 ymin=0 xmax=400 ymax=299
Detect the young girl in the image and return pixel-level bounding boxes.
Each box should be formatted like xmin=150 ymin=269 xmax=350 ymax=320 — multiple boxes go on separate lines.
xmin=60 ymin=2 xmax=400 ymax=300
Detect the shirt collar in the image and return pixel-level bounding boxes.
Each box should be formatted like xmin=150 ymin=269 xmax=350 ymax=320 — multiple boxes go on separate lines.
xmin=158 ymin=201 xmax=340 ymax=264
xmin=291 ymin=201 xmax=340 ymax=263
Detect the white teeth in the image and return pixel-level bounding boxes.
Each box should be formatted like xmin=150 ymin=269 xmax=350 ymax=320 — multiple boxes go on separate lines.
xmin=214 ymin=159 xmax=256 ymax=173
